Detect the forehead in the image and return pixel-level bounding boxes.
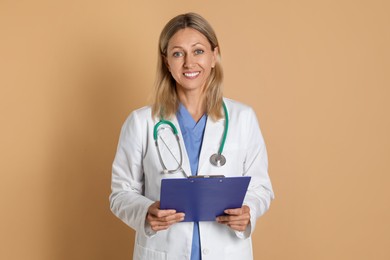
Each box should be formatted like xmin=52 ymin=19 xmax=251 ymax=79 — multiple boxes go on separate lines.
xmin=168 ymin=28 xmax=211 ymax=49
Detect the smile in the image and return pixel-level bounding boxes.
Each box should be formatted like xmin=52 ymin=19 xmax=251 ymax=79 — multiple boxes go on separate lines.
xmin=183 ymin=72 xmax=200 ymax=78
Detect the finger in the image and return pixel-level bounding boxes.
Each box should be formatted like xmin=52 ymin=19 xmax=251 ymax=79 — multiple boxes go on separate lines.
xmin=148 ymin=212 xmax=185 ymax=223
xmin=217 ymin=215 xmax=249 ymax=221
xmin=216 ymin=213 xmax=250 ymax=222
xmin=224 ymin=208 xmax=243 ymax=216
xmin=150 ymin=223 xmax=170 ymax=231
xmin=217 ymin=218 xmax=249 ymax=226
xmin=148 ymin=214 xmax=185 ymax=231
xmin=228 ymin=224 xmax=247 ymax=232
xmin=217 ymin=217 xmax=249 ymax=231
xmin=147 ymin=213 xmax=185 ymax=229
xmin=154 ymin=209 xmax=178 ymax=218
xmin=147 ymin=201 xmax=160 ymax=216
xmin=148 ymin=201 xmax=177 ymax=218
xmin=219 ymin=216 xmax=250 ymax=230
xmin=224 ymin=205 xmax=250 ymax=216
xmin=216 ymin=218 xmax=250 ymax=228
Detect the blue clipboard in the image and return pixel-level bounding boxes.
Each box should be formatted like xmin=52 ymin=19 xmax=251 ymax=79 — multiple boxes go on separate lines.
xmin=160 ymin=176 xmax=251 ymax=222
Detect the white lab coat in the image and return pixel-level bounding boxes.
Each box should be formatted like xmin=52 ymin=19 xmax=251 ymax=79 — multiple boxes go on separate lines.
xmin=110 ymin=98 xmax=274 ymax=260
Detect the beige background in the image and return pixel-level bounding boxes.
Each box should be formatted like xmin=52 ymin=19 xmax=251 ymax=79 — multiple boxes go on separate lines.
xmin=1 ymin=0 xmax=389 ymax=259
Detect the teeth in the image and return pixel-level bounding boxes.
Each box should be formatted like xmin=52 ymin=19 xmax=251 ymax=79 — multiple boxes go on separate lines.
xmin=184 ymin=72 xmax=199 ymax=77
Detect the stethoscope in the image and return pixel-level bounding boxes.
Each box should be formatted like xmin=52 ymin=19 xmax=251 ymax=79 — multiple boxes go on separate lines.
xmin=153 ymin=102 xmax=229 ymax=176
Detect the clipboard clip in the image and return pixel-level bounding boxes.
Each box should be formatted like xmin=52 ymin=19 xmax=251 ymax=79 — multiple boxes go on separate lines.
xmin=188 ymin=175 xmax=225 ymax=179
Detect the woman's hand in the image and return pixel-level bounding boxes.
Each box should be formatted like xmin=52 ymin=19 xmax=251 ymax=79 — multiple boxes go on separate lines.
xmin=216 ymin=205 xmax=251 ymax=232
xmin=146 ymin=201 xmax=185 ymax=232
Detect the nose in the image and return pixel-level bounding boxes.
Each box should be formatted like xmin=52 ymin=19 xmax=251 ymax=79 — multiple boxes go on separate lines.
xmin=183 ymin=54 xmax=195 ymax=68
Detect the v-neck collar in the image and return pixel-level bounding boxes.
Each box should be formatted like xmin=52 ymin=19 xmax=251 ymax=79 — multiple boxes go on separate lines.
xmin=176 ymin=103 xmax=207 ymax=132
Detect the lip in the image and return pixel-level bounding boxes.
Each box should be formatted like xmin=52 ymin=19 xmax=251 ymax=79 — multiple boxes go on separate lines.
xmin=183 ymin=71 xmax=200 ymax=79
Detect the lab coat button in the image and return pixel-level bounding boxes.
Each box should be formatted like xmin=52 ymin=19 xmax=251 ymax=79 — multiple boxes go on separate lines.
xmin=202 ymin=248 xmax=209 ymax=255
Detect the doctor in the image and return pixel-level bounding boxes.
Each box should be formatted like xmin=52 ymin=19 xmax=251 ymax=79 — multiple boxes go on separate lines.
xmin=110 ymin=12 xmax=274 ymax=260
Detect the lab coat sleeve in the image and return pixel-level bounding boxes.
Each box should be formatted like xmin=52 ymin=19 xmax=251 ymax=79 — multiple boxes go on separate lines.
xmin=109 ymin=111 xmax=154 ymax=237
xmin=236 ymin=107 xmax=274 ymax=239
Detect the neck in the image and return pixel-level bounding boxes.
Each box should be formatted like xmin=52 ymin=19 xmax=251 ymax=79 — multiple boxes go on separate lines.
xmin=177 ymin=90 xmax=206 ymax=122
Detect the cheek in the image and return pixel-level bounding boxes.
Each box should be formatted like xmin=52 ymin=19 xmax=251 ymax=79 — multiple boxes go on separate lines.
xmin=168 ymin=64 xmax=178 ymax=80
xmin=167 ymin=62 xmax=181 ymax=75
xmin=203 ymin=56 xmax=215 ymax=69
xmin=168 ymin=65 xmax=184 ymax=83
xmin=201 ymin=60 xmax=214 ymax=74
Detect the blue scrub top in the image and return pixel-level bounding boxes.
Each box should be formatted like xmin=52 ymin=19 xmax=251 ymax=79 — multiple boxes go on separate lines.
xmin=176 ymin=103 xmax=207 ymax=260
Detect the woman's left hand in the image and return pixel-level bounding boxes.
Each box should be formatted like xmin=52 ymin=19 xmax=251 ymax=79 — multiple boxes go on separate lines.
xmin=216 ymin=205 xmax=250 ymax=232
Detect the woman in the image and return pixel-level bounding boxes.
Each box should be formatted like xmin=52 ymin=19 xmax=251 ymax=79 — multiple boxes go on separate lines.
xmin=110 ymin=12 xmax=274 ymax=260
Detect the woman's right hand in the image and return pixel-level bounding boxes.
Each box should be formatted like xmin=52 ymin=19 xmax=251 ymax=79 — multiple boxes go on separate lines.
xmin=146 ymin=201 xmax=185 ymax=231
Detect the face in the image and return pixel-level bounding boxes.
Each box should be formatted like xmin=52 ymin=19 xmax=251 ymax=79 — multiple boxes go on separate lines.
xmin=165 ymin=28 xmax=218 ymax=95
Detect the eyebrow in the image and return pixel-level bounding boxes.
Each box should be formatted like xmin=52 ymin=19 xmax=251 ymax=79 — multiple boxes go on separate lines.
xmin=169 ymin=42 xmax=206 ymax=50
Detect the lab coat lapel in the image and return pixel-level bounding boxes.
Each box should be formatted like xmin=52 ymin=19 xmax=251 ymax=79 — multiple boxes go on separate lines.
xmin=198 ymin=117 xmax=225 ymax=174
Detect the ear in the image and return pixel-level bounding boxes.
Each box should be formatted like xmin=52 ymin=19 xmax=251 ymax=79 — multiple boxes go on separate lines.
xmin=211 ymin=46 xmax=219 ymax=68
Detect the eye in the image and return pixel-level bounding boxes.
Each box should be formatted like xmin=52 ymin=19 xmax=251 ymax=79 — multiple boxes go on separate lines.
xmin=194 ymin=49 xmax=204 ymax=55
xmin=173 ymin=52 xmax=183 ymax=57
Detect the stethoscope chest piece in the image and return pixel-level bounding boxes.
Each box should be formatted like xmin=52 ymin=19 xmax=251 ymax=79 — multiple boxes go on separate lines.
xmin=210 ymin=153 xmax=226 ymax=167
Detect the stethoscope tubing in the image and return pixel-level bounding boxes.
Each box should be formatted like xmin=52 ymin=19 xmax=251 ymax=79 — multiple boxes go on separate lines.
xmin=153 ymin=101 xmax=228 ymax=174
xmin=218 ymin=102 xmax=228 ymax=155
xmin=153 ymin=119 xmax=178 ymax=140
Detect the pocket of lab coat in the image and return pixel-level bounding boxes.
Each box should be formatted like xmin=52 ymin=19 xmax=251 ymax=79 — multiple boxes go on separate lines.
xmin=134 ymin=243 xmax=167 ymax=260
xmin=224 ymin=238 xmax=253 ymax=260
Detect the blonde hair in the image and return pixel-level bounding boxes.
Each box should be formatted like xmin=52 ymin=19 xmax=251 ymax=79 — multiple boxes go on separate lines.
xmin=152 ymin=12 xmax=224 ymax=120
